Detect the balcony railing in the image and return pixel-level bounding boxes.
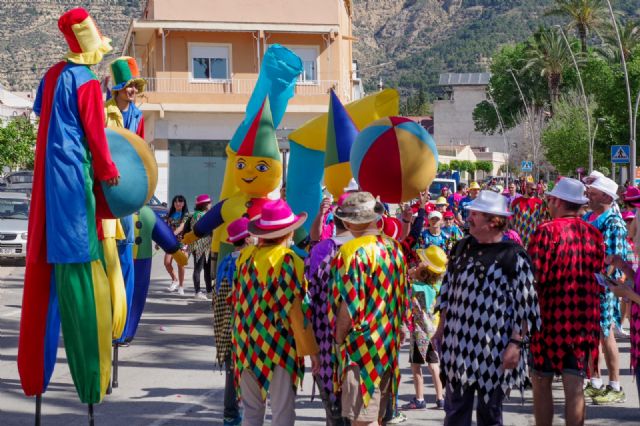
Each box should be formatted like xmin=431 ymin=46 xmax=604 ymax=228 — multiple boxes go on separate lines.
xmin=143 ymin=78 xmax=338 ymax=96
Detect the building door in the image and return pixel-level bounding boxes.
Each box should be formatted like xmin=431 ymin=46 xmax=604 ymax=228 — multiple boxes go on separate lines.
xmin=168 ymin=140 xmax=228 ymax=210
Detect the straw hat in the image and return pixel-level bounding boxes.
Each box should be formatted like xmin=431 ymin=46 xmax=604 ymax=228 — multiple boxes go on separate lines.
xmin=416 ymin=246 xmax=448 ymax=274
xmin=469 ymin=182 xmax=481 ymax=190
xmin=334 ymin=191 xmax=384 ymax=224
xmin=248 ymin=199 xmax=307 ymax=239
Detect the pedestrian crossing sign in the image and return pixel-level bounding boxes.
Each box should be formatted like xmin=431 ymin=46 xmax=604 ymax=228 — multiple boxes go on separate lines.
xmin=521 ymin=161 xmax=533 ymax=172
xmin=611 ymin=145 xmax=630 ymax=163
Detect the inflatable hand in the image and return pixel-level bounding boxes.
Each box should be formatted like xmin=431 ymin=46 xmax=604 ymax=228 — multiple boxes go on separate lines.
xmin=181 ymin=231 xmax=197 ymax=245
xmin=171 ymin=250 xmax=188 ymax=267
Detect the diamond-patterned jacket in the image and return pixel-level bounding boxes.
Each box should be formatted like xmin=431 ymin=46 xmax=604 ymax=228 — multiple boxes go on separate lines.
xmin=437 ymin=237 xmax=540 ymax=402
xmin=528 ymin=218 xmax=604 ymax=374
xmin=231 ymin=244 xmax=309 ymax=400
xmin=329 ymin=235 xmax=409 ymax=407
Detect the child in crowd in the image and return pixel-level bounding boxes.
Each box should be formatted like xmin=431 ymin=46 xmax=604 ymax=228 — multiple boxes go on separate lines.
xmin=401 ymin=246 xmax=447 ymax=410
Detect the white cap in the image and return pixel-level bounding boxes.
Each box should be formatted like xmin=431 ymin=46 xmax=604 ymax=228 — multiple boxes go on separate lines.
xmin=344 ymin=178 xmax=359 ymax=193
xmin=546 ymin=177 xmax=588 ymax=204
xmin=428 ymin=210 xmax=443 ymax=220
xmin=588 ymin=176 xmax=619 ymax=201
xmin=465 ymin=190 xmax=513 ymax=217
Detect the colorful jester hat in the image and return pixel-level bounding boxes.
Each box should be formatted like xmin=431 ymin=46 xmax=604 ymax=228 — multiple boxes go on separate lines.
xmin=324 ymin=89 xmax=359 ymax=198
xmin=58 ymin=8 xmax=112 ymax=66
xmin=110 ymin=56 xmax=146 ymax=92
xmin=234 ymin=97 xmax=283 ymax=197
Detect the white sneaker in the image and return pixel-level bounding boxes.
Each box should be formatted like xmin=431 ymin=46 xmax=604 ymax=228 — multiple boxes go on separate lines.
xmin=196 ymin=292 xmax=209 ymax=300
xmin=177 ymin=287 xmax=185 ymax=296
xmin=167 ymin=282 xmax=179 ymax=292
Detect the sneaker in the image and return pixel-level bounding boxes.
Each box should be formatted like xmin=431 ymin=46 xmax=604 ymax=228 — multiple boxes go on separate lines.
xmin=436 ymin=398 xmax=445 ymax=409
xmin=592 ymin=386 xmax=626 ymax=405
xmin=386 ymin=412 xmax=407 ymax=424
xmin=195 ymin=291 xmax=209 ymax=300
xmin=401 ymin=397 xmax=426 ymax=410
xmin=223 ymin=417 xmax=242 ymax=426
xmin=584 ymin=383 xmax=606 ymax=398
xmin=177 ymin=287 xmax=185 ymax=296
xmin=167 ymin=282 xmax=179 ymax=292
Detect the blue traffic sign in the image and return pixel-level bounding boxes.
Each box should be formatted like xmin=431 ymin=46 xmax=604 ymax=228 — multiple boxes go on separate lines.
xmin=611 ymin=145 xmax=630 ymax=163
xmin=521 ymin=161 xmax=533 ymax=172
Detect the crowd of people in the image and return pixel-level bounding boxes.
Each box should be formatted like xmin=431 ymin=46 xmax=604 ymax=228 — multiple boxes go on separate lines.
xmin=197 ymin=172 xmax=640 ymax=426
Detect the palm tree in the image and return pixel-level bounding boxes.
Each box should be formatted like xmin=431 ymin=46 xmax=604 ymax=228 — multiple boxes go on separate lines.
xmin=523 ymin=27 xmax=578 ymax=105
xmin=546 ymin=0 xmax=609 ymax=52
xmin=598 ymin=19 xmax=640 ymax=62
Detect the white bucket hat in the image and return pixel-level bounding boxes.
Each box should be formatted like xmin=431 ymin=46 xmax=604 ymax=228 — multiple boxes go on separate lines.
xmin=546 ymin=178 xmax=588 ymax=204
xmin=465 ymin=190 xmax=513 ymax=217
xmin=588 ymin=176 xmax=619 ymax=201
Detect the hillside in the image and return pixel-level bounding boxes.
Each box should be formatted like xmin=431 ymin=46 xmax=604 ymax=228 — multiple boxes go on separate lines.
xmin=1 ymin=0 xmax=638 ymax=98
xmin=0 ymin=0 xmax=144 ymax=91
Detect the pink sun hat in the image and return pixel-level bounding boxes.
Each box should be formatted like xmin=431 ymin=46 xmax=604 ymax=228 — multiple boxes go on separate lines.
xmin=195 ymin=194 xmax=211 ymax=205
xmin=622 ymin=210 xmax=636 ymax=222
xmin=623 ymin=186 xmax=640 ymax=203
xmin=248 ymin=199 xmax=308 ymax=239
xmin=227 ymin=217 xmax=250 ymax=243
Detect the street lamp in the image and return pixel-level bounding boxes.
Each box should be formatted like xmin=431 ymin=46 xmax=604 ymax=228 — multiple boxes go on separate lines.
xmin=605 ymin=0 xmax=635 ymax=179
xmin=555 ymin=25 xmax=593 ymax=172
xmin=507 ymin=68 xmax=536 ymax=168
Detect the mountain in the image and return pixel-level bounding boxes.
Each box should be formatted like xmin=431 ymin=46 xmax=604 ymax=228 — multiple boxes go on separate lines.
xmin=352 ymin=0 xmax=640 ymax=97
xmin=1 ymin=0 xmax=638 ymax=98
xmin=0 ymin=0 xmax=144 ymax=91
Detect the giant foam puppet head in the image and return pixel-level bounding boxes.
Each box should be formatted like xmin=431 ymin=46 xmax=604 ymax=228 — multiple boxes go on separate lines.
xmin=233 ymin=98 xmax=282 ymax=198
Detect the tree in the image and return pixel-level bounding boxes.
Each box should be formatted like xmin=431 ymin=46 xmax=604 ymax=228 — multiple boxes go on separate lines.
xmin=545 ymin=0 xmax=610 ymax=53
xmin=523 ymin=26 xmax=578 ymax=105
xmin=0 ymin=117 xmax=36 ymax=171
xmin=542 ymin=91 xmax=604 ymax=174
xmin=438 ymin=163 xmax=450 ymax=173
xmin=598 ymin=19 xmax=640 ymax=62
xmin=461 ymin=160 xmax=477 ymax=180
xmin=449 ymin=159 xmax=461 ymax=171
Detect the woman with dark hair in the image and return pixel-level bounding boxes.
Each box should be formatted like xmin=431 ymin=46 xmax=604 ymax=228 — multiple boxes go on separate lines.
xmin=165 ymin=195 xmax=189 ymax=295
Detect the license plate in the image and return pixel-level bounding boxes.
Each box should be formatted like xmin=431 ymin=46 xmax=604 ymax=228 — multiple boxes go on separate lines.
xmin=0 ymin=248 xmax=15 ymax=254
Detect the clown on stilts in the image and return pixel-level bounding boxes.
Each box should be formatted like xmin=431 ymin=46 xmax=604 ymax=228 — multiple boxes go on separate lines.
xmin=18 ymin=7 xmax=119 ymax=421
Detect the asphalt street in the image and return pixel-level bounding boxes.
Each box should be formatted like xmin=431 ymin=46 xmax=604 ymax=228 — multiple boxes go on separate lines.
xmin=1 ymin=253 xmax=638 ymax=425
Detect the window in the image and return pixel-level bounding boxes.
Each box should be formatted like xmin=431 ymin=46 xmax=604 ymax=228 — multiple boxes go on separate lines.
xmin=189 ymin=45 xmax=230 ymax=80
xmin=288 ymin=47 xmax=318 ymax=83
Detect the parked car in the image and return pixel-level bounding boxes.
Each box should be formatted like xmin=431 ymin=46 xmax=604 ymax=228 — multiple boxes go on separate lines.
xmin=428 ymin=178 xmax=457 ymax=199
xmin=147 ymin=195 xmax=168 ymax=217
xmin=0 ymin=191 xmax=29 ymax=259
xmin=2 ymin=170 xmax=33 ymax=197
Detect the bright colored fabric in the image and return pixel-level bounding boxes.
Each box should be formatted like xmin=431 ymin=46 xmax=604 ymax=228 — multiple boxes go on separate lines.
xmin=19 ymin=60 xmax=118 ymax=404
xmin=104 ymin=98 xmax=145 ymax=138
xmin=510 ymin=197 xmax=548 ymax=248
xmin=583 ymin=208 xmax=630 ymax=335
xmin=329 ymin=235 xmax=409 ymax=407
xmin=528 ymin=218 xmax=604 ymax=374
xmin=213 ymin=251 xmax=240 ymax=365
xmin=231 ymin=245 xmax=308 ymax=400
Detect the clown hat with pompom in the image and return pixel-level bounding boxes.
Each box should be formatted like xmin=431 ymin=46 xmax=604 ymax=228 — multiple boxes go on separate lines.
xmin=236 ymin=97 xmax=281 ymax=161
xmin=110 ymin=56 xmax=146 ymax=93
xmin=58 ymin=8 xmax=112 ymax=65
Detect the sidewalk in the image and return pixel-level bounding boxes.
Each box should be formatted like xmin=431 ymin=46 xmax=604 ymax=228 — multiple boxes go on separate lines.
xmin=1 ymin=254 xmax=638 ymax=425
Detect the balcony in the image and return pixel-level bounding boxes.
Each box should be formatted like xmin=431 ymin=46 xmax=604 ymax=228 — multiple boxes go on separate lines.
xmin=144 ymin=77 xmax=338 ymax=96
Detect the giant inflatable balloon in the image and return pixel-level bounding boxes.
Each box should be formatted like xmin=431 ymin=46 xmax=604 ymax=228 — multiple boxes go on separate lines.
xmin=350 ymin=116 xmax=438 ymax=203
xmin=287 ymin=89 xmax=400 ymax=231
xmin=324 ymin=90 xmax=358 ymax=198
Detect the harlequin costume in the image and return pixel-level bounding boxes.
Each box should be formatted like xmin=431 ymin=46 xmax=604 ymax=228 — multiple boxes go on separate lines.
xmin=528 ymin=217 xmax=604 ymax=375
xmin=231 ymin=200 xmax=318 ymax=425
xmin=104 ymin=56 xmax=145 ymax=138
xmin=583 ymin=208 xmax=630 ymax=336
xmin=304 ymin=233 xmax=352 ymax=424
xmin=18 ymin=8 xmax=118 ymax=404
xmin=510 ymin=196 xmax=549 ymax=247
xmin=437 ymin=237 xmax=540 ymax=404
xmin=329 ymin=235 xmax=409 ymax=409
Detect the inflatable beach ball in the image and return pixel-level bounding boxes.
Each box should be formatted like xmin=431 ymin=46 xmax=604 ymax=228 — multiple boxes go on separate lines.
xmin=350 ymin=116 xmax=438 ymax=203
xmin=96 ymin=127 xmax=158 ymax=219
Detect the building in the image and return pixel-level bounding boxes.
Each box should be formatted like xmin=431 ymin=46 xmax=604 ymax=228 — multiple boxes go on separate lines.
xmin=0 ymin=84 xmax=33 ymax=123
xmin=433 ymin=72 xmax=521 ymax=164
xmin=122 ymin=0 xmax=355 ymax=204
